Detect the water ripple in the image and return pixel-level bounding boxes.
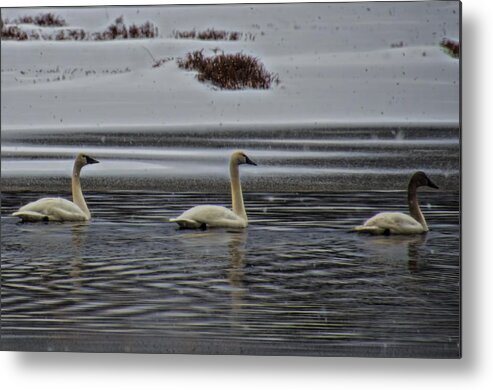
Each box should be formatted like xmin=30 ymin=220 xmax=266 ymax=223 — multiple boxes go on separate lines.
xmin=1 ymin=190 xmax=460 ymax=356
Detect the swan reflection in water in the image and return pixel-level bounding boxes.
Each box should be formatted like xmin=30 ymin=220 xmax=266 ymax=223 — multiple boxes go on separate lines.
xmin=69 ymin=222 xmax=89 ymax=282
xmin=358 ymin=233 xmax=429 ymax=271
xmin=172 ymin=229 xmax=248 ymax=326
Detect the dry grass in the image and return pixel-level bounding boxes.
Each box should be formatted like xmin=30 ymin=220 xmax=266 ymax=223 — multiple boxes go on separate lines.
xmin=1 ymin=25 xmax=29 ymax=40
xmin=390 ymin=41 xmax=404 ymax=48
xmin=172 ymin=29 xmax=197 ymax=39
xmin=51 ymin=29 xmax=86 ymax=41
xmin=440 ymin=38 xmax=459 ymax=59
xmin=10 ymin=66 xmax=133 ymax=84
xmin=93 ymin=16 xmax=158 ymax=40
xmin=13 ymin=13 xmax=67 ymax=27
xmin=172 ymin=28 xmax=247 ymax=41
xmin=1 ymin=15 xmax=158 ymax=41
xmin=177 ymin=50 xmax=279 ymax=90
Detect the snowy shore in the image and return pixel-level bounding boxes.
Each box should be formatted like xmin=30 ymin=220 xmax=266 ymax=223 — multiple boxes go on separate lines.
xmin=1 ymin=2 xmax=460 ymax=192
xmin=1 ymin=2 xmax=460 ymax=130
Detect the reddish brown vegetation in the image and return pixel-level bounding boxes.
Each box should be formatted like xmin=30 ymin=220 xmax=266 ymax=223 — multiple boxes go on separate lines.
xmin=177 ymin=50 xmax=279 ymax=90
xmin=1 ymin=15 xmax=158 ymax=41
xmin=1 ymin=25 xmax=29 ymax=40
xmin=13 ymin=13 xmax=67 ymax=27
xmin=93 ymin=16 xmax=158 ymax=40
xmin=172 ymin=28 xmax=245 ymax=41
xmin=440 ymin=38 xmax=460 ymax=58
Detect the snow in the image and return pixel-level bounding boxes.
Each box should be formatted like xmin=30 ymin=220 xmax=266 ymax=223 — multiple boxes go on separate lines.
xmin=1 ymin=2 xmax=460 ymax=133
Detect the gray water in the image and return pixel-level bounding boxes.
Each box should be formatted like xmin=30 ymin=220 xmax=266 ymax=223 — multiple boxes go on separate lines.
xmin=0 ymin=126 xmax=460 ymax=357
xmin=1 ymin=125 xmax=459 ymax=192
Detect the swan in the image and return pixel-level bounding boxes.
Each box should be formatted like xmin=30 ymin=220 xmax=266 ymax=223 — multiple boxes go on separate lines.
xmin=170 ymin=150 xmax=257 ymax=229
xmin=353 ymin=171 xmax=439 ymax=235
xmin=12 ymin=153 xmax=99 ymax=222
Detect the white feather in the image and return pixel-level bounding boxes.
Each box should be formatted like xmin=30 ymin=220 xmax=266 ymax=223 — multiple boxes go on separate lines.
xmin=170 ymin=205 xmax=247 ymax=229
xmin=13 ymin=197 xmax=88 ymax=222
xmin=353 ymin=212 xmax=425 ymax=235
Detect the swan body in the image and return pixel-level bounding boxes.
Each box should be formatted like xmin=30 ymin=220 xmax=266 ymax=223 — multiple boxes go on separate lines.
xmin=354 ymin=212 xmax=427 ymax=235
xmin=171 ymin=205 xmax=248 ymax=229
xmin=13 ymin=197 xmax=88 ymax=222
xmin=353 ymin=171 xmax=438 ymax=235
xmin=12 ymin=153 xmax=99 ymax=222
xmin=170 ymin=151 xmax=256 ymax=229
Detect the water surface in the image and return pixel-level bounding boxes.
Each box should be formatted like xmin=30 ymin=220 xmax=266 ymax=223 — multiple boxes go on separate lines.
xmin=1 ymin=191 xmax=460 ymax=357
xmin=1 ymin=125 xmax=460 ymax=192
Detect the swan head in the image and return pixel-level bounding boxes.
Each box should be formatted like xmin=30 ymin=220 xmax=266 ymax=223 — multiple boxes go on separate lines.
xmin=411 ymin=171 xmax=439 ymax=189
xmin=231 ymin=150 xmax=257 ymax=166
xmin=76 ymin=153 xmax=99 ymax=168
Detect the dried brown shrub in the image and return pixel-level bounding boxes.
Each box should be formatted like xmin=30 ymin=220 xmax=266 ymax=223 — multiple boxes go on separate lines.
xmin=177 ymin=50 xmax=279 ymax=90
xmin=172 ymin=29 xmax=197 ymax=39
xmin=53 ymin=29 xmax=86 ymax=41
xmin=1 ymin=15 xmax=157 ymax=41
xmin=172 ymin=28 xmax=243 ymax=41
xmin=1 ymin=25 xmax=29 ymax=40
xmin=440 ymin=38 xmax=460 ymax=58
xmin=34 ymin=13 xmax=67 ymax=27
xmin=93 ymin=16 xmax=158 ymax=40
xmin=14 ymin=13 xmax=67 ymax=27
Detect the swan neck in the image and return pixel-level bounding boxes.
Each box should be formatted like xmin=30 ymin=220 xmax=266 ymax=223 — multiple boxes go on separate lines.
xmin=72 ymin=162 xmax=90 ymax=218
xmin=408 ymin=181 xmax=427 ymax=231
xmin=230 ymin=159 xmax=246 ymax=220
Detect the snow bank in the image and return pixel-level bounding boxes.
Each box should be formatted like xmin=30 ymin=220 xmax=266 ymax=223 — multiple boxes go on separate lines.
xmin=1 ymin=2 xmax=460 ymax=132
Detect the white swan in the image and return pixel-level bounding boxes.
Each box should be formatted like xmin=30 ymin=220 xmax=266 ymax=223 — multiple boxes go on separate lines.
xmin=353 ymin=171 xmax=439 ymax=235
xmin=170 ymin=150 xmax=257 ymax=229
xmin=12 ymin=153 xmax=99 ymax=222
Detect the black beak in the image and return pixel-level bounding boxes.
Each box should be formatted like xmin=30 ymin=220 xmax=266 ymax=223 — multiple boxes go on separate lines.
xmin=428 ymin=179 xmax=439 ymax=189
xmin=245 ymin=155 xmax=257 ymax=166
xmin=86 ymin=156 xmax=99 ymax=164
